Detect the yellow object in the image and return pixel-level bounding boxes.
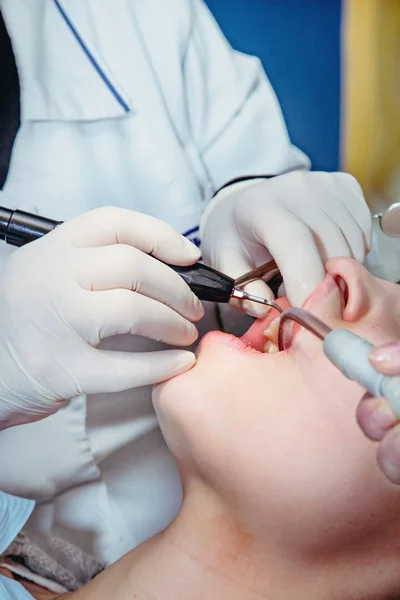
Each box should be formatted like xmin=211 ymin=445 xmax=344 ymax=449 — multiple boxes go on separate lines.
xmin=341 ymin=0 xmax=400 ymax=209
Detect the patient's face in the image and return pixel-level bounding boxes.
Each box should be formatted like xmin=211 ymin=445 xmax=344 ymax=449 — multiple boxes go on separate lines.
xmin=154 ymin=258 xmax=400 ymax=559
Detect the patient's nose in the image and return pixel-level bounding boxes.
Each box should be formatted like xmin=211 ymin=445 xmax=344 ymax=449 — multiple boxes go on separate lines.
xmin=325 ymin=257 xmax=372 ymax=322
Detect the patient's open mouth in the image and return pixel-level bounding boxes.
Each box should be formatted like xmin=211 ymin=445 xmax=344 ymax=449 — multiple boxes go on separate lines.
xmin=262 ymin=317 xmax=281 ymax=353
xmin=240 ymin=296 xmax=290 ymax=353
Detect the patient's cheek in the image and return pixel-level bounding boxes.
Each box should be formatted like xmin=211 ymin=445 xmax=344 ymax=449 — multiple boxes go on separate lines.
xmin=303 ymin=275 xmax=343 ymax=326
xmin=153 ymin=364 xmax=226 ymax=468
xmin=153 ymin=348 xmax=251 ymax=473
xmin=153 ymin=379 xmax=194 ymax=464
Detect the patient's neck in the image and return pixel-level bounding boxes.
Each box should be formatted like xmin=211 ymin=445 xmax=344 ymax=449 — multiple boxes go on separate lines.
xmin=110 ymin=477 xmax=386 ymax=600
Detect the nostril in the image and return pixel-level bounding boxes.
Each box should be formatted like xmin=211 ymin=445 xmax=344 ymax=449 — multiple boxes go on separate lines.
xmin=335 ymin=276 xmax=349 ymax=306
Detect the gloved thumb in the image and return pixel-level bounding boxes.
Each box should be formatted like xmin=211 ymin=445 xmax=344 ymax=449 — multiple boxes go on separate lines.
xmin=356 ymin=393 xmax=396 ymax=442
xmin=377 ymin=424 xmax=400 ymax=485
xmin=357 ymin=393 xmax=400 ymax=485
xmin=369 ymin=343 xmax=400 ymax=376
xmin=235 ymin=279 xmax=276 ymax=319
xmin=83 ymin=349 xmax=196 ymax=394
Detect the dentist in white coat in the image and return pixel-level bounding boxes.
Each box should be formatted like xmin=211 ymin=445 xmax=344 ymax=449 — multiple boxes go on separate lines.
xmin=0 ymin=0 xmax=371 ymax=567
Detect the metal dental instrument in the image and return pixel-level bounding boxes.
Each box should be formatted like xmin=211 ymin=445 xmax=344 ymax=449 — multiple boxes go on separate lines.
xmin=158 ymin=261 xmax=283 ymax=311
xmin=372 ymin=202 xmax=400 ymax=237
xmin=0 ymin=206 xmax=283 ymax=311
xmin=278 ymin=307 xmax=400 ymax=416
xmin=230 ymin=288 xmax=282 ymax=313
xmin=234 ymin=258 xmax=283 ymax=297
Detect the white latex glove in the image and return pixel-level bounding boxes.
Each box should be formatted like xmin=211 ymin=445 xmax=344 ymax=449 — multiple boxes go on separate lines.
xmin=201 ymin=171 xmax=371 ymax=315
xmin=0 ymin=207 xmax=204 ymax=429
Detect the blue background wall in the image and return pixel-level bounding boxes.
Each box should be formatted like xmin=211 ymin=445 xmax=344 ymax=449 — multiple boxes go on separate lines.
xmin=204 ymin=0 xmax=342 ymax=171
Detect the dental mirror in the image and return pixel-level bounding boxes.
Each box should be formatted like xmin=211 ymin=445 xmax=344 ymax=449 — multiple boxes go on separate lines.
xmin=374 ymin=202 xmax=400 ymax=237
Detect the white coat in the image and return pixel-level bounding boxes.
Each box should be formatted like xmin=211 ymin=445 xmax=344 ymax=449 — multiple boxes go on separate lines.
xmin=0 ymin=0 xmax=308 ymax=565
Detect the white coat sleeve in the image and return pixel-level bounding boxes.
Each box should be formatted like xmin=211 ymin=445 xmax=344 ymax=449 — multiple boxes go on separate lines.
xmin=183 ymin=0 xmax=310 ymax=194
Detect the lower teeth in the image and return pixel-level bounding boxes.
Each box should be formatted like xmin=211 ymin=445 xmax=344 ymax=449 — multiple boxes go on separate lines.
xmin=262 ymin=317 xmax=281 ymax=353
xmin=262 ymin=340 xmax=279 ymax=354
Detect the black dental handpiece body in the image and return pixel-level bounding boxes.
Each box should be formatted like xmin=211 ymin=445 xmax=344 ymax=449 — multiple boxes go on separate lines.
xmin=0 ymin=207 xmax=237 ymax=303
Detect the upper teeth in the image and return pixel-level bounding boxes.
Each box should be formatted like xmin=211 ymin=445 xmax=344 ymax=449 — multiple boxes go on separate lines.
xmin=262 ymin=317 xmax=281 ymax=353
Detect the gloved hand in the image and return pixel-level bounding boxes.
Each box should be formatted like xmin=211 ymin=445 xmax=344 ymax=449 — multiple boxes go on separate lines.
xmin=357 ymin=342 xmax=400 ymax=484
xmin=201 ymin=171 xmax=371 ymax=315
xmin=0 ymin=207 xmax=204 ymax=429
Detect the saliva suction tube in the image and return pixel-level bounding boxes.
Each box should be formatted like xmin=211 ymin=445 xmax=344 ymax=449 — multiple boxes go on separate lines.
xmin=278 ymin=308 xmax=332 ymax=351
xmin=278 ymin=307 xmax=400 ymax=417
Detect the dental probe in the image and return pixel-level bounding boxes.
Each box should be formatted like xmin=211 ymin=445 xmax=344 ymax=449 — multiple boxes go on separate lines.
xmin=278 ymin=307 xmax=400 ymax=417
xmin=0 ymin=206 xmax=283 ymax=311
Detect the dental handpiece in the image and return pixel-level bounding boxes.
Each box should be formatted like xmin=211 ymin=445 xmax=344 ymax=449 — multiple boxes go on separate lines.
xmin=0 ymin=206 xmax=282 ymax=310
xmin=278 ymin=307 xmax=400 ymax=416
xmin=169 ymin=262 xmax=282 ymax=310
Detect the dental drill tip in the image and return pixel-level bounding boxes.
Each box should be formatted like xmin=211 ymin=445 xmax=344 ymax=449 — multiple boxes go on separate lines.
xmin=231 ymin=288 xmax=283 ymax=313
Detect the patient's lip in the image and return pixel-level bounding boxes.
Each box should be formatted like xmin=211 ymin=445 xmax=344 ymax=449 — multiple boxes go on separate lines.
xmin=279 ymin=275 xmax=340 ymax=350
xmin=241 ymin=275 xmax=339 ymax=352
xmin=241 ymin=296 xmax=290 ymax=351
xmin=200 ymin=277 xmax=339 ymax=357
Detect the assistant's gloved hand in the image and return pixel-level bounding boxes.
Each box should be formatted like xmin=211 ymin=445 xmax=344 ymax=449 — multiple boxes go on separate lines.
xmin=201 ymin=171 xmax=371 ymax=315
xmin=357 ymin=342 xmax=400 ymax=484
xmin=0 ymin=207 xmax=204 ymax=429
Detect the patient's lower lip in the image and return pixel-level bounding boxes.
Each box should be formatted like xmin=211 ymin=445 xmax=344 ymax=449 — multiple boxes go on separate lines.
xmin=241 ymin=296 xmax=290 ymax=351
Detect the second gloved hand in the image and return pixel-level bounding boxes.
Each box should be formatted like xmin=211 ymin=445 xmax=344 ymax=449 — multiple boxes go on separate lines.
xmin=0 ymin=207 xmax=203 ymax=429
xmin=357 ymin=342 xmax=400 ymax=484
xmin=201 ymin=171 xmax=372 ymax=315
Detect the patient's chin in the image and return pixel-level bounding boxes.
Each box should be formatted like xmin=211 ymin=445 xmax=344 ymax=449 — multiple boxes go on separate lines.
xmin=152 ymin=365 xmax=203 ymax=459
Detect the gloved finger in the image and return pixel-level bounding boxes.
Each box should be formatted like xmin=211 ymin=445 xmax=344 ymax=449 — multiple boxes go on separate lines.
xmin=263 ymin=199 xmax=352 ymax=266
xmin=377 ymin=424 xmax=400 ymax=485
xmin=236 ymin=279 xmax=276 ymax=319
xmin=242 ymin=177 xmax=354 ymax=266
xmin=312 ymin=175 xmax=368 ymax=263
xmin=331 ymin=173 xmax=372 ymax=252
xmin=77 ymin=289 xmax=199 ymax=347
xmin=356 ymin=393 xmax=397 ymax=442
xmin=369 ymin=343 xmax=400 ymax=376
xmin=277 ymin=281 xmax=286 ymax=297
xmin=77 ymin=244 xmax=204 ymax=322
xmin=211 ymin=246 xmax=275 ymax=318
xmin=81 ymin=348 xmax=196 ymax=393
xmin=62 ymin=206 xmax=201 ymax=264
xmin=248 ymin=207 xmax=326 ymax=306
xmin=235 ymin=201 xmax=350 ymax=305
